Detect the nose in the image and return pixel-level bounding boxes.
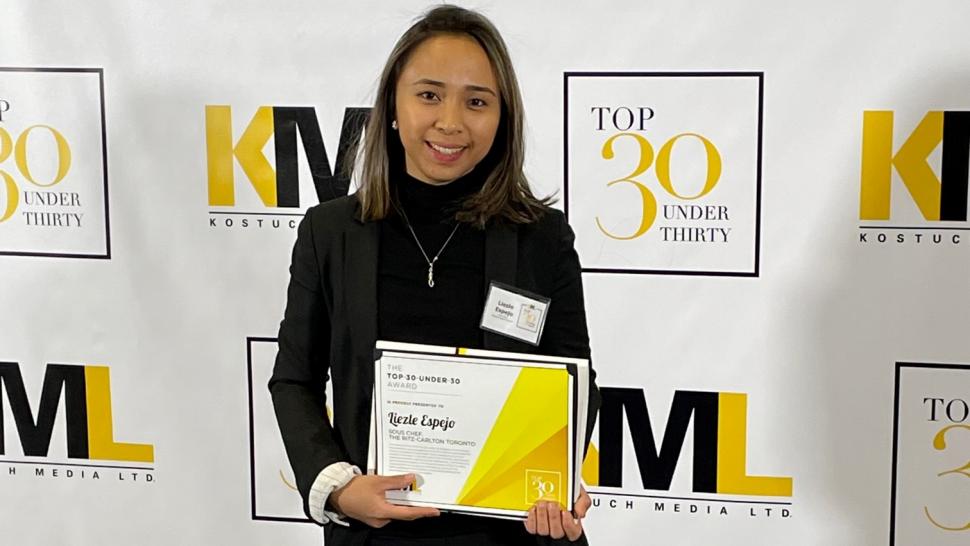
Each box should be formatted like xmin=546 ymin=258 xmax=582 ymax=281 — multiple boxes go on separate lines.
xmin=434 ymin=97 xmax=463 ymax=134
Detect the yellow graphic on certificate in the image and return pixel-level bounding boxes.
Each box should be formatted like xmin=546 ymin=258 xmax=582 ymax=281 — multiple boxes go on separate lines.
xmin=456 ymin=367 xmax=570 ymax=510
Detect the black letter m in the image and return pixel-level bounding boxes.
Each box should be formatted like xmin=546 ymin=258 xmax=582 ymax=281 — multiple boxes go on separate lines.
xmin=0 ymin=363 xmax=89 ymax=458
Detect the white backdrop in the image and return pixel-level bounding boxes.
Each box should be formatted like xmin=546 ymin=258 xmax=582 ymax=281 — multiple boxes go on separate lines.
xmin=2 ymin=1 xmax=969 ymax=544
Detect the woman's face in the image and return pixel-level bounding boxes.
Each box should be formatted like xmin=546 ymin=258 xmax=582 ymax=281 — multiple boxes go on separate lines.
xmin=394 ymin=33 xmax=501 ymax=185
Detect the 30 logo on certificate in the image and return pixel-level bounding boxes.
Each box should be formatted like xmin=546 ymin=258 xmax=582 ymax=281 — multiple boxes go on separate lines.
xmin=526 ymin=469 xmax=562 ymax=504
xmin=370 ymin=342 xmax=590 ymax=519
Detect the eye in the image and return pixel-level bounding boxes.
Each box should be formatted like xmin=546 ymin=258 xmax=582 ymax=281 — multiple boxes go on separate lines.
xmin=468 ymin=97 xmax=488 ymax=108
xmin=418 ymin=91 xmax=439 ymax=102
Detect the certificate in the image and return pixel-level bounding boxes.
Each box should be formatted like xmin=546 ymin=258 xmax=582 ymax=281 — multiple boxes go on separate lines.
xmin=370 ymin=341 xmax=588 ymax=519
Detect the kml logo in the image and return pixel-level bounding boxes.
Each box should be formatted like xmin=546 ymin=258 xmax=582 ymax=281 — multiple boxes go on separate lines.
xmin=0 ymin=362 xmax=153 ymax=463
xmin=861 ymin=111 xmax=970 ymax=221
xmin=565 ymin=72 xmax=762 ymax=276
xmin=587 ymin=388 xmax=792 ymax=498
xmin=204 ymin=105 xmax=368 ymax=229
xmin=0 ymin=67 xmax=110 ymax=258
xmin=892 ymin=362 xmax=970 ymax=545
xmin=858 ymin=111 xmax=970 ymax=246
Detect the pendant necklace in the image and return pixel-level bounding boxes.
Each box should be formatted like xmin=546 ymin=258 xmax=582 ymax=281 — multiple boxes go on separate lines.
xmin=397 ymin=206 xmax=460 ymax=288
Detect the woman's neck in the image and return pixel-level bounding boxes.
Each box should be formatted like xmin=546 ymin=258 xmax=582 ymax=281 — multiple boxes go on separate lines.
xmin=393 ymin=162 xmax=487 ymax=226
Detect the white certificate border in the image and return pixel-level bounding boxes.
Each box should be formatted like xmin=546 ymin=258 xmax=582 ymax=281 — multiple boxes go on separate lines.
xmin=374 ymin=351 xmax=576 ymax=517
xmin=384 ymin=350 xmax=574 ymax=371
xmin=386 ymin=498 xmax=530 ymax=519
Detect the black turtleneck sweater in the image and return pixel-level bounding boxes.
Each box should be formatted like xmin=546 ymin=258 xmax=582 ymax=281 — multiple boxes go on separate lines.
xmin=377 ymin=168 xmax=486 ymax=349
xmin=373 ymin=168 xmax=534 ymax=541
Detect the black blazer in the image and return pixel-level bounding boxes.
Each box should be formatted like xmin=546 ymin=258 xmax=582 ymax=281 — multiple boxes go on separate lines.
xmin=270 ymin=194 xmax=600 ymax=544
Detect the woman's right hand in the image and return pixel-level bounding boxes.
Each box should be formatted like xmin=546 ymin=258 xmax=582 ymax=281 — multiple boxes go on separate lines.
xmin=329 ymin=473 xmax=441 ymax=528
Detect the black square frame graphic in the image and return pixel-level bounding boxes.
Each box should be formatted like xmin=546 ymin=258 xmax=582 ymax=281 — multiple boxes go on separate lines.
xmin=0 ymin=67 xmax=111 ymax=259
xmin=247 ymin=336 xmax=313 ymax=524
xmin=890 ymin=361 xmax=970 ymax=546
xmin=563 ymin=71 xmax=763 ymax=277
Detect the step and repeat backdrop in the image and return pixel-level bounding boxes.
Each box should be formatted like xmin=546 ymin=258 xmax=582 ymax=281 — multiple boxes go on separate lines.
xmin=2 ymin=1 xmax=969 ymax=544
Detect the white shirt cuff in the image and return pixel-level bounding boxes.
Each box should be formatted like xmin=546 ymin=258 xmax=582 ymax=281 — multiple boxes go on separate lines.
xmin=308 ymin=461 xmax=361 ymax=525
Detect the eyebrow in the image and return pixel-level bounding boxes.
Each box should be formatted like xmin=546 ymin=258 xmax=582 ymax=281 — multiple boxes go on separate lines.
xmin=411 ymin=78 xmax=497 ymax=97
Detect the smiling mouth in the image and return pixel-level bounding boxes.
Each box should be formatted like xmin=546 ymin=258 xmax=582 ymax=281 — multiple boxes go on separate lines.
xmin=427 ymin=141 xmax=466 ymax=159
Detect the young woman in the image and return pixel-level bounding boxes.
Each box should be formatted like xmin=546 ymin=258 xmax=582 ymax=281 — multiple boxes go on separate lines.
xmin=270 ymin=5 xmax=600 ymax=545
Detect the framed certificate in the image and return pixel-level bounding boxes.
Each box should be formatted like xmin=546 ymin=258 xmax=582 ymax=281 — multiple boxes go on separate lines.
xmin=370 ymin=341 xmax=588 ymax=519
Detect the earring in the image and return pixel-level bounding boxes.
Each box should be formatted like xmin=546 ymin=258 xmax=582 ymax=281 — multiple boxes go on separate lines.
xmin=391 ymin=120 xmax=398 ymax=130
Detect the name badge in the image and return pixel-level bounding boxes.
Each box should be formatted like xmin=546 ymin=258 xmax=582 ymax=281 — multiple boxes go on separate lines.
xmin=480 ymin=282 xmax=551 ymax=346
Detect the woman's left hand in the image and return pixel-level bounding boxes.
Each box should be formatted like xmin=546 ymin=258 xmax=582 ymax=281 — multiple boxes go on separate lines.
xmin=524 ymin=484 xmax=591 ymax=541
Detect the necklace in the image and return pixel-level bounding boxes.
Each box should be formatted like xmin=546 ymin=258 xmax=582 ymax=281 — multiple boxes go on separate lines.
xmin=396 ymin=206 xmax=461 ymax=288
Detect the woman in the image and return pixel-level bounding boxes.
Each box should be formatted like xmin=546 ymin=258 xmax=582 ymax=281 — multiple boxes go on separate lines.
xmin=270 ymin=5 xmax=600 ymax=545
